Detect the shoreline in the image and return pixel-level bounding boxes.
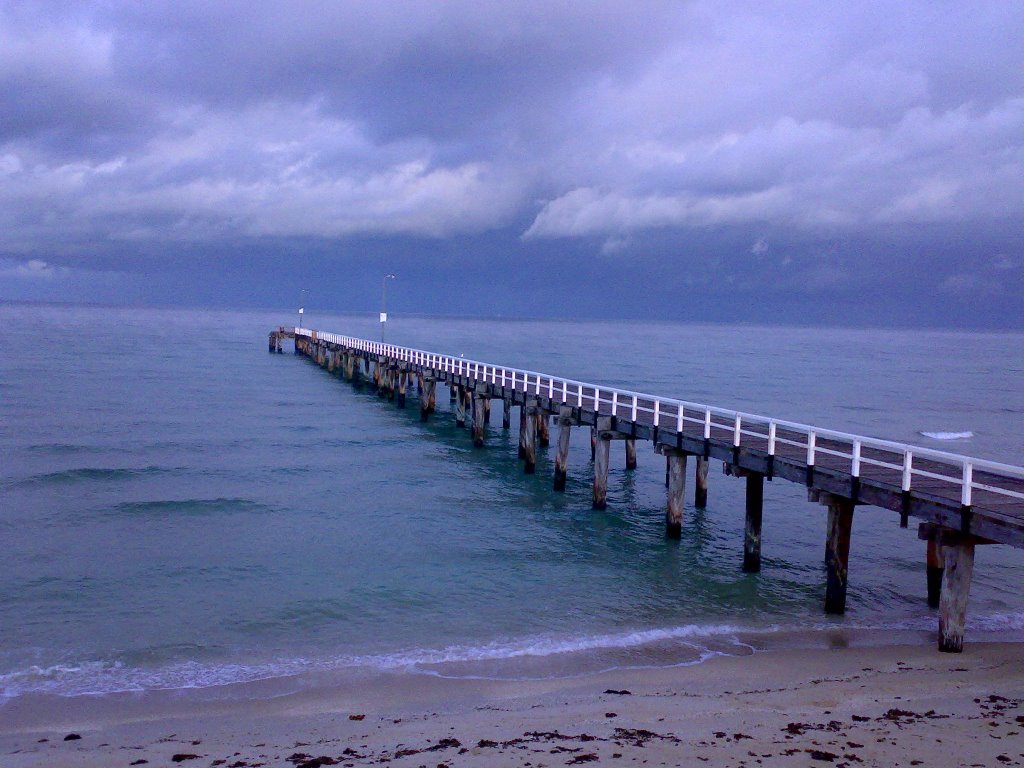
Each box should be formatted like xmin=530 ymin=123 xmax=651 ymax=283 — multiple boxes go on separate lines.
xmin=3 ymin=619 xmax=1021 ymax=709
xmin=3 ymin=641 xmax=1023 ymax=767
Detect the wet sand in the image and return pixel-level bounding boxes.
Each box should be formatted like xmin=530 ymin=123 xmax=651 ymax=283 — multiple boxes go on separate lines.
xmin=2 ymin=642 xmax=1023 ymax=767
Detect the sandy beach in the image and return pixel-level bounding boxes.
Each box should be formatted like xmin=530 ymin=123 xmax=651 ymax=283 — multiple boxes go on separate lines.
xmin=2 ymin=641 xmax=1022 ymax=768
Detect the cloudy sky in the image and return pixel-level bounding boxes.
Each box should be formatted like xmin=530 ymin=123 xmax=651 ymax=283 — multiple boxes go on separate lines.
xmin=2 ymin=1 xmax=1022 ymax=327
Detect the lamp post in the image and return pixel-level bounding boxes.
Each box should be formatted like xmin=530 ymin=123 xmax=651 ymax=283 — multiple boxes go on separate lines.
xmin=298 ymin=288 xmax=308 ymax=330
xmin=380 ymin=273 xmax=395 ymax=341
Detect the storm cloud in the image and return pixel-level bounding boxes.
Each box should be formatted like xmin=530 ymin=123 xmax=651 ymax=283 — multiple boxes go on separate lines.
xmin=1 ymin=1 xmax=1022 ymax=325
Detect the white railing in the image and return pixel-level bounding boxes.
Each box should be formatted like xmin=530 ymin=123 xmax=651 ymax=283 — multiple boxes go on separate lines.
xmin=295 ymin=328 xmax=1024 ymax=508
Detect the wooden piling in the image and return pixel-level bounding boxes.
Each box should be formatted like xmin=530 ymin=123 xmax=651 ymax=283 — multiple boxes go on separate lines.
xmin=450 ymin=383 xmax=457 ymax=403
xmin=694 ymin=457 xmax=709 ymax=508
xmin=518 ymin=405 xmax=528 ymax=458
xmin=593 ymin=427 xmax=611 ymax=510
xmin=553 ymin=406 xmax=573 ymax=492
xmin=590 ymin=426 xmax=597 ymax=462
xmin=824 ymin=495 xmax=855 ymax=614
xmin=664 ymin=449 xmax=688 ymax=538
xmin=523 ymin=402 xmax=537 ymax=474
xmin=454 ymin=386 xmax=466 ymax=427
xmin=472 ymin=395 xmax=486 ymax=448
xmin=397 ymin=369 xmax=407 ymax=408
xmin=743 ymin=472 xmax=764 ymax=573
xmin=927 ymin=536 xmax=944 ymax=608
xmin=502 ymin=398 xmax=511 ymax=430
xmin=421 ymin=378 xmax=436 ymax=422
xmin=625 ymin=439 xmax=637 ymax=470
xmin=537 ymin=412 xmax=550 ymax=447
xmin=938 ymin=539 xmax=975 ymax=653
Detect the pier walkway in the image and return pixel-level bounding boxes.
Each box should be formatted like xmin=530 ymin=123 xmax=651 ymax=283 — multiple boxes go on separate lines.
xmin=269 ymin=326 xmax=1024 ymax=653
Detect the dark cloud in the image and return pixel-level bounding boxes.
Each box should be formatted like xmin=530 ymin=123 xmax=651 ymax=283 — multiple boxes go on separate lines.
xmin=0 ymin=1 xmax=1022 ymax=326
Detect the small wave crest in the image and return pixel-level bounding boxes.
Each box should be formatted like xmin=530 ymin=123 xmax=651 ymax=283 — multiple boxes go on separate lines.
xmin=7 ymin=465 xmax=183 ymax=489
xmin=107 ymin=498 xmax=273 ymax=517
xmin=4 ymin=612 xmax=1021 ymax=701
xmin=919 ymin=430 xmax=974 ymax=441
xmin=0 ymin=623 xmax=758 ymax=700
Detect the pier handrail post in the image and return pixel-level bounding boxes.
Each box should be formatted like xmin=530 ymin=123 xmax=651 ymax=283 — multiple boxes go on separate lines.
xmin=961 ymin=462 xmax=973 ymax=507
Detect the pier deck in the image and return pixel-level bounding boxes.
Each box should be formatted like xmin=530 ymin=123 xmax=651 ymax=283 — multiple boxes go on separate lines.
xmin=270 ymin=326 xmax=1024 ymax=652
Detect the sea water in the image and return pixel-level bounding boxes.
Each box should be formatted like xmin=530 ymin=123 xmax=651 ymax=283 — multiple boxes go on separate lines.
xmin=1 ymin=303 xmax=1023 ymax=701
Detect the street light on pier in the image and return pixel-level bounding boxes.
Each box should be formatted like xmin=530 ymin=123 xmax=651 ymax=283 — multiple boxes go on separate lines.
xmin=381 ymin=273 xmax=396 ymax=341
xmin=298 ymin=288 xmax=308 ymax=331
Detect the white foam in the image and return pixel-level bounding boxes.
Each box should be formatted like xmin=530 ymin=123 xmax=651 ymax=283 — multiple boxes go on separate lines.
xmin=919 ymin=430 xmax=974 ymax=440
xmin=3 ymin=614 xmax=1022 ymax=700
xmin=0 ymin=623 xmax=762 ymax=699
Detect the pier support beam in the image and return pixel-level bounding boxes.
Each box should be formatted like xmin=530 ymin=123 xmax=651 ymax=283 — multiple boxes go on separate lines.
xmin=743 ymin=472 xmax=764 ymax=573
xmin=590 ymin=427 xmax=597 ymax=462
xmin=593 ymin=425 xmax=611 ymax=510
xmin=939 ymin=540 xmax=975 ymax=653
xmin=397 ymin=370 xmax=407 ymax=408
xmin=502 ymin=398 xmax=511 ymax=430
xmin=660 ymin=447 xmax=688 ymax=539
xmin=553 ymin=406 xmax=573 ymax=492
xmin=694 ymin=457 xmax=709 ymax=508
xmin=472 ymin=395 xmax=487 ymax=448
xmin=522 ymin=402 xmax=537 ymax=474
xmin=625 ymin=439 xmax=637 ymax=470
xmin=927 ymin=536 xmax=944 ymax=608
xmin=420 ymin=378 xmax=436 ymax=422
xmin=450 ymin=383 xmax=457 ymax=403
xmin=537 ymin=412 xmax=550 ymax=448
xmin=823 ymin=494 xmax=855 ymax=615
xmin=454 ymin=386 xmax=466 ymax=427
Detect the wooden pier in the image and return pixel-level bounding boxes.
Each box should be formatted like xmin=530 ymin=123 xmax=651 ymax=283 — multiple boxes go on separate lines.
xmin=274 ymin=326 xmax=1024 ymax=653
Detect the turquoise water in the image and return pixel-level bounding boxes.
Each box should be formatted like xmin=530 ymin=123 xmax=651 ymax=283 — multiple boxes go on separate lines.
xmin=1 ymin=304 xmax=1023 ymax=700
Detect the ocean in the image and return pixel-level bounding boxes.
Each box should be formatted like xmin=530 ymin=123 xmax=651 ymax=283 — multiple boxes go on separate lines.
xmin=2 ymin=303 xmax=1023 ymax=702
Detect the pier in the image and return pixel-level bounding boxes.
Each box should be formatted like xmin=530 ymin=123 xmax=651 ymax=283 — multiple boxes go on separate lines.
xmin=271 ymin=326 xmax=1024 ymax=653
